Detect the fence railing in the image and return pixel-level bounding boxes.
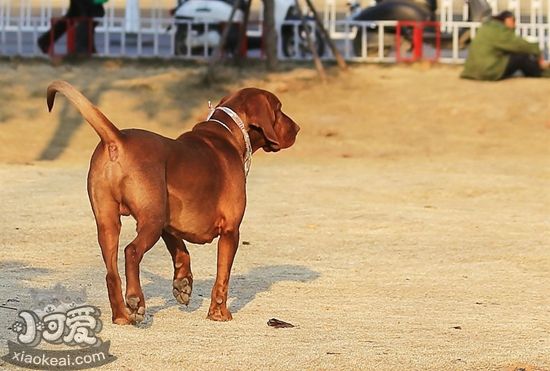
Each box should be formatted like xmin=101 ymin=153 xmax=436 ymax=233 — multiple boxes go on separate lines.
xmin=1 ymin=0 xmax=550 ymax=63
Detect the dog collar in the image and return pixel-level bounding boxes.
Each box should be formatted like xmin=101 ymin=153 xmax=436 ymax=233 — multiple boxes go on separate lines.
xmin=206 ymin=104 xmax=252 ymax=177
xmin=208 ymin=118 xmax=232 ymax=132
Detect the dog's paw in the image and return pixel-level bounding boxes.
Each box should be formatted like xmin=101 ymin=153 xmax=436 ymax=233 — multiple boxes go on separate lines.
xmin=112 ymin=316 xmax=132 ymax=325
xmin=125 ymin=296 xmax=145 ymax=324
xmin=207 ymin=306 xmax=233 ymax=321
xmin=173 ymin=277 xmax=192 ymax=305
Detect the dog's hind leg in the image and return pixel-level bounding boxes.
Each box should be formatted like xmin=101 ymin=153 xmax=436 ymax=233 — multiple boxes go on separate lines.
xmin=91 ymin=199 xmax=129 ymax=325
xmin=121 ymin=180 xmax=167 ymax=324
xmin=161 ymin=230 xmax=193 ymax=306
xmin=123 ymin=218 xmax=164 ymax=323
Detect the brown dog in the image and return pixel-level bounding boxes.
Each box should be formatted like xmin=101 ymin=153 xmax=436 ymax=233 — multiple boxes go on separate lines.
xmin=47 ymin=81 xmax=299 ymax=324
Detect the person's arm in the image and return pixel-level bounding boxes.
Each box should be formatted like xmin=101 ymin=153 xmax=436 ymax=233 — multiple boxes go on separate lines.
xmin=492 ymin=28 xmax=541 ymax=56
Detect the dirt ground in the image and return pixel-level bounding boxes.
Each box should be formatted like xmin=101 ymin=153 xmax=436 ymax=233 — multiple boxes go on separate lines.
xmin=0 ymin=59 xmax=549 ymax=370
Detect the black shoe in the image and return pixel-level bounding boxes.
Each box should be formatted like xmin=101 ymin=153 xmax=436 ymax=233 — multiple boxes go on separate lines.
xmin=37 ymin=33 xmax=50 ymax=54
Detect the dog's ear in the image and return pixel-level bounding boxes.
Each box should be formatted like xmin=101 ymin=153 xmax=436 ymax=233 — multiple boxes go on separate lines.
xmin=247 ymin=94 xmax=281 ymax=152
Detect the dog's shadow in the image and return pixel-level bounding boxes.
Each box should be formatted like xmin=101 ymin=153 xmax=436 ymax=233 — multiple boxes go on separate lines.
xmin=138 ymin=264 xmax=320 ymax=327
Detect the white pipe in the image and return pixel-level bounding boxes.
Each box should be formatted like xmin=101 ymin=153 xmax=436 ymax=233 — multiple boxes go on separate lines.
xmin=125 ymin=0 xmax=140 ymax=33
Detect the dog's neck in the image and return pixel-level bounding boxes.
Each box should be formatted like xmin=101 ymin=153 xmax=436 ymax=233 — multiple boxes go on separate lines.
xmin=206 ymin=106 xmax=252 ymax=177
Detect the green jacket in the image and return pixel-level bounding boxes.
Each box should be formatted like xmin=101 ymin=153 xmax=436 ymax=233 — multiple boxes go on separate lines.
xmin=461 ymin=20 xmax=541 ymax=81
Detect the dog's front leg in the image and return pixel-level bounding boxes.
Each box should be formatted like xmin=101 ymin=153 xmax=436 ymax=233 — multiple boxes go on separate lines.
xmin=207 ymin=230 xmax=239 ymax=321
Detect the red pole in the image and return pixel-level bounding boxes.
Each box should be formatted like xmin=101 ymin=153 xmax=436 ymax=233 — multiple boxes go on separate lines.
xmin=67 ymin=19 xmax=75 ymax=54
xmin=435 ymin=21 xmax=441 ymax=61
xmin=239 ymin=21 xmax=248 ymax=57
xmin=413 ymin=23 xmax=423 ymax=61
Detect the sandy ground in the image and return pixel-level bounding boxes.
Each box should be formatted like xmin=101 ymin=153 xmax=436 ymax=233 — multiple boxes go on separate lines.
xmin=0 ymin=60 xmax=549 ymax=370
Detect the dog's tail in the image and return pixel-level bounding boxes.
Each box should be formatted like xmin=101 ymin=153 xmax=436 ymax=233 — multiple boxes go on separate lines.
xmin=47 ymin=80 xmax=122 ymax=146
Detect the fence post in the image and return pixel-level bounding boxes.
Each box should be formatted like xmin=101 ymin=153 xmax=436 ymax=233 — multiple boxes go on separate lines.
xmin=125 ymin=0 xmax=140 ymax=33
xmin=413 ymin=23 xmax=423 ymax=60
xmin=396 ymin=21 xmax=440 ymax=63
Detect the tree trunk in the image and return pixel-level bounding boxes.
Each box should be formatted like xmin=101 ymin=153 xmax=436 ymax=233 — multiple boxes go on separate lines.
xmin=294 ymin=0 xmax=326 ymax=82
xmin=263 ymin=0 xmax=278 ymax=70
xmin=303 ymin=0 xmax=347 ymax=71
xmin=205 ymin=0 xmax=241 ymax=84
xmin=234 ymin=0 xmax=253 ymax=66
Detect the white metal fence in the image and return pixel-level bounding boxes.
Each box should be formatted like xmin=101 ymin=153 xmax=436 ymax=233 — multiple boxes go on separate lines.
xmin=1 ymin=0 xmax=549 ymax=63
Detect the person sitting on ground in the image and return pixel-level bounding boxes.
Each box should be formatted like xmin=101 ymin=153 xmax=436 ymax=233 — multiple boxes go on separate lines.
xmin=461 ymin=10 xmax=550 ymax=80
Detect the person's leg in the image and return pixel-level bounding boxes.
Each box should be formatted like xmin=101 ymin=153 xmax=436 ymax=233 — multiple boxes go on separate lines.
xmin=88 ymin=5 xmax=105 ymax=54
xmin=502 ymin=53 xmax=542 ymax=78
xmin=38 ymin=21 xmax=69 ymax=53
xmin=74 ymin=2 xmax=104 ymax=54
xmin=37 ymin=0 xmax=79 ymax=53
xmin=74 ymin=21 xmax=91 ymax=53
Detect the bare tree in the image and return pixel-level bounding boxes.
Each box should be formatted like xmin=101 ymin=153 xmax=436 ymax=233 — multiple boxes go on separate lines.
xmin=294 ymin=0 xmax=326 ymax=82
xmin=205 ymin=0 xmax=242 ymax=84
xmin=303 ymin=0 xmax=347 ymax=70
xmin=234 ymin=0 xmax=253 ymax=66
xmin=263 ymin=0 xmax=278 ymax=70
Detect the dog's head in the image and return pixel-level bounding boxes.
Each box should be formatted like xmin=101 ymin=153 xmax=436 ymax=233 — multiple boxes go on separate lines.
xmin=218 ymin=88 xmax=300 ymax=152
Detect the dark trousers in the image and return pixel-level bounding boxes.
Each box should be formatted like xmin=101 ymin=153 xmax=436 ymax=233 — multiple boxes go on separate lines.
xmin=37 ymin=0 xmax=105 ymax=54
xmin=502 ymin=53 xmax=542 ymax=78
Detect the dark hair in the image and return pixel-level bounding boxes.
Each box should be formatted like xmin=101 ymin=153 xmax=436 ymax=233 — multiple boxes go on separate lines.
xmin=493 ymin=10 xmax=515 ymax=22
